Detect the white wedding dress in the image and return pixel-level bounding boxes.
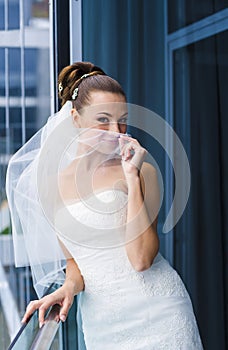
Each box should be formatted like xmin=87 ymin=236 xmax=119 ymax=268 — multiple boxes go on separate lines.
xmin=56 ymin=189 xmax=203 ymax=350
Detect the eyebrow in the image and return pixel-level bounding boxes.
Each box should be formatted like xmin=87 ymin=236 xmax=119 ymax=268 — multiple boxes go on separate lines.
xmin=96 ymin=112 xmax=128 ymax=119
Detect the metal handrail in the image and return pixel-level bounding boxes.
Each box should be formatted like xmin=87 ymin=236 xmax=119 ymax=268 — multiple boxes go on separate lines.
xmin=8 ymin=284 xmax=62 ymax=350
xmin=30 ymin=304 xmax=61 ymax=350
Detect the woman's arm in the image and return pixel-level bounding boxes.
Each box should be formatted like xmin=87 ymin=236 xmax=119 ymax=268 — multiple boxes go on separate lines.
xmin=64 ymin=257 xmax=85 ymax=297
xmin=120 ymin=136 xmax=160 ymax=271
xmin=22 ymin=254 xmax=84 ymax=327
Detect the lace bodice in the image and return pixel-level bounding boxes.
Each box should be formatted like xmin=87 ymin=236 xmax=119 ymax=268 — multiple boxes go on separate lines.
xmin=56 ymin=190 xmax=188 ymax=298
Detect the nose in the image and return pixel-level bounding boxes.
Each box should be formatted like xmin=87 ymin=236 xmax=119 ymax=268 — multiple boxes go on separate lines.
xmin=109 ymin=122 xmax=120 ymax=133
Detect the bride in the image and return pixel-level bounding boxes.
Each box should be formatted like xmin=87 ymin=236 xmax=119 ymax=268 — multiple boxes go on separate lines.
xmin=7 ymin=62 xmax=203 ymax=349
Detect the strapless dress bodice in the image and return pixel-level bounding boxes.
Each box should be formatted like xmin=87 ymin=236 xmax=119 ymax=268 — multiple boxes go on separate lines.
xmin=55 ymin=190 xmax=203 ymax=350
xmin=55 ymin=189 xmax=130 ymax=249
xmin=66 ymin=189 xmax=128 ymax=228
xmin=55 ymin=189 xmax=187 ymax=299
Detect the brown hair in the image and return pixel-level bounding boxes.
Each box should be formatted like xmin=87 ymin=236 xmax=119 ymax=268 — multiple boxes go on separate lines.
xmin=58 ymin=61 xmax=126 ymax=110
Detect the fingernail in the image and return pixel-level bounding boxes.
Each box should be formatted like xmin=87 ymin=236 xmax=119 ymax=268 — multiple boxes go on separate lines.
xmin=60 ymin=315 xmax=66 ymax=322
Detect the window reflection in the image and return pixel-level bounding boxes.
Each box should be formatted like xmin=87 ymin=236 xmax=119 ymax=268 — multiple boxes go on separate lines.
xmin=32 ymin=0 xmax=49 ymax=19
xmin=168 ymin=0 xmax=227 ymax=33
xmin=0 ymin=1 xmax=50 ymax=348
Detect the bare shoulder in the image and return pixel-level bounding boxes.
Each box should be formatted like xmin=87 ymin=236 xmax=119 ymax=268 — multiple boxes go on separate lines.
xmin=58 ymin=163 xmax=79 ymax=201
xmin=141 ymin=162 xmax=157 ymax=175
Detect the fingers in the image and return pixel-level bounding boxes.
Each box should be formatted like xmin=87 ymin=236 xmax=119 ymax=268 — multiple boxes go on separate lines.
xmin=21 ymin=295 xmax=59 ymax=327
xmin=59 ymin=297 xmax=73 ymax=322
xmin=38 ymin=300 xmax=52 ymax=327
xmin=119 ymin=134 xmax=132 ymax=155
xmin=21 ymin=291 xmax=74 ymax=328
xmin=21 ymin=300 xmax=42 ymax=324
xmin=119 ymin=135 xmax=135 ymax=159
xmin=119 ymin=135 xmax=147 ymax=168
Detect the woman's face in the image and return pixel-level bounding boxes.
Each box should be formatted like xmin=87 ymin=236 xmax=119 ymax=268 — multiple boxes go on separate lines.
xmin=72 ymin=91 xmax=128 ymax=134
xmin=71 ymin=91 xmax=128 ymax=156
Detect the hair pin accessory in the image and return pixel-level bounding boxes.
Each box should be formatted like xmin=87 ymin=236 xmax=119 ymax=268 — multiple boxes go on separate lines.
xmin=81 ymin=73 xmax=90 ymax=79
xmin=72 ymin=87 xmax=79 ymax=100
xmin=72 ymin=72 xmax=99 ymax=100
xmin=58 ymin=82 xmax=63 ymax=93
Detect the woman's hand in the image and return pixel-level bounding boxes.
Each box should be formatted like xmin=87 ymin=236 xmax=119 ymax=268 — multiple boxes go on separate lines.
xmin=21 ymin=282 xmax=76 ymax=328
xmin=21 ymin=257 xmax=84 ymax=328
xmin=119 ymin=135 xmax=147 ymax=181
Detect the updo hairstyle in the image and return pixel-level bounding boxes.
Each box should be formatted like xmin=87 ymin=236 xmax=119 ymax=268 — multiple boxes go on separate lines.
xmin=58 ymin=61 xmax=126 ymax=110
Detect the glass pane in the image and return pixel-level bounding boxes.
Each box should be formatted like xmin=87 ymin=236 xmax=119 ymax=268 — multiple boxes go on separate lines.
xmin=8 ymin=0 xmax=20 ymax=30
xmin=32 ymin=0 xmax=49 ymax=19
xmin=9 ymin=107 xmax=22 ymax=152
xmin=25 ymin=48 xmax=50 ymax=141
xmin=0 ymin=0 xmax=4 ymax=30
xmin=0 ymin=48 xmax=5 ymax=96
xmin=0 ymin=299 xmax=10 ymax=350
xmin=0 ymin=106 xmax=7 ymax=202
xmin=9 ymin=313 xmax=39 ymax=350
xmin=0 ymin=108 xmax=6 ymax=156
xmin=0 ymin=108 xmax=5 ymax=128
xmin=9 ymin=48 xmax=21 ymax=97
xmin=25 ymin=49 xmax=38 ymax=97
xmin=7 ymin=0 xmax=49 ymax=30
xmin=25 ymin=107 xmax=37 ymax=141
xmin=173 ymin=30 xmax=228 ymax=349
xmin=173 ymin=30 xmax=228 ymax=232
xmin=168 ymin=0 xmax=227 ymax=33
xmin=1 ymin=2 xmax=51 ymax=349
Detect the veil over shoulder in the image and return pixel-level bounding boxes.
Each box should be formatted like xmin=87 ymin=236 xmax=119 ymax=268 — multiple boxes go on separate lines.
xmin=6 ymin=101 xmax=124 ymax=297
xmin=6 ymin=102 xmax=74 ymax=297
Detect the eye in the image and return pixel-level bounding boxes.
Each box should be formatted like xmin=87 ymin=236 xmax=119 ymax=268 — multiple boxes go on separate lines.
xmin=118 ymin=117 xmax=128 ymax=124
xmin=97 ymin=117 xmax=109 ymax=123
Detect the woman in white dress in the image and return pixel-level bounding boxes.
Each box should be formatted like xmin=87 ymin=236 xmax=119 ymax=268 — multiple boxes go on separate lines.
xmin=9 ymin=62 xmax=203 ymax=349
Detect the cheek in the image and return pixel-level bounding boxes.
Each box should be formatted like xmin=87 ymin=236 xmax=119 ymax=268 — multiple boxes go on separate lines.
xmin=80 ymin=119 xmax=91 ymax=128
xmin=93 ymin=125 xmax=109 ymax=131
xmin=79 ymin=117 xmax=102 ymax=129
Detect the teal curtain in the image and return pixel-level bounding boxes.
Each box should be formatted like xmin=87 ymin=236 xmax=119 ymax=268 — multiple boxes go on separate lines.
xmin=82 ymin=0 xmax=165 ymax=114
xmin=82 ymin=0 xmax=166 ymax=225
xmin=79 ymin=2 xmax=166 ymax=349
xmin=173 ymin=31 xmax=228 ymax=350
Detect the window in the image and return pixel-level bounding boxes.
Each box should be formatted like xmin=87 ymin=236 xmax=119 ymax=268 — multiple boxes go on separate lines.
xmin=0 ymin=1 xmax=51 ymax=347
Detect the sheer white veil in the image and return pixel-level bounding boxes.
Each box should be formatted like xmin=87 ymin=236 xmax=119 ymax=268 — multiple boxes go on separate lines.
xmin=6 ymin=102 xmax=75 ymax=297
xmin=6 ymin=101 xmax=127 ymax=297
